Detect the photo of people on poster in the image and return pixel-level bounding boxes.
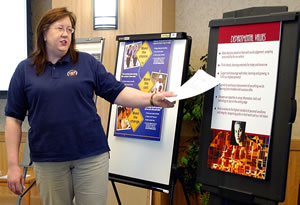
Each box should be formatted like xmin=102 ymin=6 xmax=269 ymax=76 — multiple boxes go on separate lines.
xmin=124 ymin=42 xmax=142 ymax=69
xmin=151 ymin=72 xmax=167 ymax=94
xmin=230 ymin=121 xmax=246 ymax=146
xmin=116 ymin=106 xmax=131 ymax=130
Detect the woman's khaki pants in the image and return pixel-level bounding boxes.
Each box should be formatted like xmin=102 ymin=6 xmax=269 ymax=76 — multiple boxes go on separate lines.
xmin=33 ymin=152 xmax=109 ymax=205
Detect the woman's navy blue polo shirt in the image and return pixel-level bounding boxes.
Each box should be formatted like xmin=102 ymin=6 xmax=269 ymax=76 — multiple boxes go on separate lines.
xmin=5 ymin=52 xmax=125 ymax=162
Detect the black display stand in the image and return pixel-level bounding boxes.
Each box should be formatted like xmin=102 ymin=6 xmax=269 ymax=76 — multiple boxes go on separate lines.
xmin=197 ymin=7 xmax=299 ymax=205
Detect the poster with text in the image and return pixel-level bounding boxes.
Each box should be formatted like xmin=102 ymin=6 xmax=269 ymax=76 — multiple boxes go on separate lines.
xmin=114 ymin=40 xmax=172 ymax=141
xmin=207 ymin=22 xmax=281 ymax=179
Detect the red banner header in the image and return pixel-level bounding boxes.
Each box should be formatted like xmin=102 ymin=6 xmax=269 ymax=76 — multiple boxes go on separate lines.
xmin=218 ymin=22 xmax=281 ymax=44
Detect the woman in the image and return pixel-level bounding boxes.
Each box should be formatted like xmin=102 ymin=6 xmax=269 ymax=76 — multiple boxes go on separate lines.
xmin=5 ymin=7 xmax=175 ymax=205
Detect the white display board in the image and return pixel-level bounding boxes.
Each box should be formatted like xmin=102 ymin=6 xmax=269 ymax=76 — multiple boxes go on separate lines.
xmin=75 ymin=37 xmax=104 ymax=62
xmin=107 ymin=34 xmax=191 ymax=190
xmin=0 ymin=0 xmax=28 ymax=91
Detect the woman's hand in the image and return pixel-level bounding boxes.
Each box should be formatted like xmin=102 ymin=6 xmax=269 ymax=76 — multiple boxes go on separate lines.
xmin=115 ymin=87 xmax=177 ymax=108
xmin=5 ymin=116 xmax=24 ymax=195
xmin=7 ymin=165 xmax=24 ymax=195
xmin=152 ymin=91 xmax=176 ymax=108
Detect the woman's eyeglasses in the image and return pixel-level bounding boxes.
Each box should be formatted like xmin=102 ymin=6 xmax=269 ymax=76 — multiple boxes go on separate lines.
xmin=49 ymin=26 xmax=75 ymax=34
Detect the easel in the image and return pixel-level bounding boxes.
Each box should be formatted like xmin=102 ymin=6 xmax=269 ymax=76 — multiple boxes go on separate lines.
xmin=110 ymin=166 xmax=192 ymax=205
xmin=107 ymin=32 xmax=192 ymax=205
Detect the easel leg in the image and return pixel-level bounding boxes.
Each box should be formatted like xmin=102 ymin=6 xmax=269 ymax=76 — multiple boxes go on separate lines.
xmin=17 ymin=167 xmax=28 ymax=205
xmin=169 ymin=167 xmax=191 ymax=205
xmin=169 ymin=177 xmax=175 ymax=205
xmin=111 ymin=180 xmax=122 ymax=205
xmin=178 ymin=176 xmax=191 ymax=205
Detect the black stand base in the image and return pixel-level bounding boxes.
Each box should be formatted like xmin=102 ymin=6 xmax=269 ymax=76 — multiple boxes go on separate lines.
xmin=208 ymin=193 xmax=278 ymax=205
xmin=209 ymin=194 xmax=248 ymax=205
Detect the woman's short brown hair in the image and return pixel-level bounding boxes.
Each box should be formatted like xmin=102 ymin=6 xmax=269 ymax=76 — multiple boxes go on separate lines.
xmin=31 ymin=7 xmax=78 ymax=74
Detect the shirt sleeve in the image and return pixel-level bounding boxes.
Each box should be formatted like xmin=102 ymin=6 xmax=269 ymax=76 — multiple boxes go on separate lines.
xmin=94 ymin=61 xmax=125 ymax=104
xmin=5 ymin=61 xmax=28 ymax=121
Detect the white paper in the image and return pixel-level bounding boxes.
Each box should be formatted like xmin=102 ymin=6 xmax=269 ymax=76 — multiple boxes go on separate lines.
xmin=165 ymin=69 xmax=220 ymax=102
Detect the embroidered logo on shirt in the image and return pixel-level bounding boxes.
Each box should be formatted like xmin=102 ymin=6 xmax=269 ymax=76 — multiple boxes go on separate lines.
xmin=67 ymin=69 xmax=78 ymax=77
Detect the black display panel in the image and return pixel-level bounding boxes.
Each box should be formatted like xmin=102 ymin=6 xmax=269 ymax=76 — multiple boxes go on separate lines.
xmin=197 ymin=9 xmax=299 ymax=203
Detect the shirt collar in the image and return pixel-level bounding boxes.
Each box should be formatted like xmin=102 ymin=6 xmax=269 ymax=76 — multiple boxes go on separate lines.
xmin=60 ymin=54 xmax=72 ymax=64
xmin=46 ymin=54 xmax=72 ymax=66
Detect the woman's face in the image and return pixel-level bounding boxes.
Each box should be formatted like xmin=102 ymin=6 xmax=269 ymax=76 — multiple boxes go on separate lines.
xmin=43 ymin=16 xmax=73 ymax=61
xmin=234 ymin=123 xmax=243 ymax=144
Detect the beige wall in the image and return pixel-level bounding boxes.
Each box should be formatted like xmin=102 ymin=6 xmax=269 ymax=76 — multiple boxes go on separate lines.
xmin=176 ymin=0 xmax=300 ymax=139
